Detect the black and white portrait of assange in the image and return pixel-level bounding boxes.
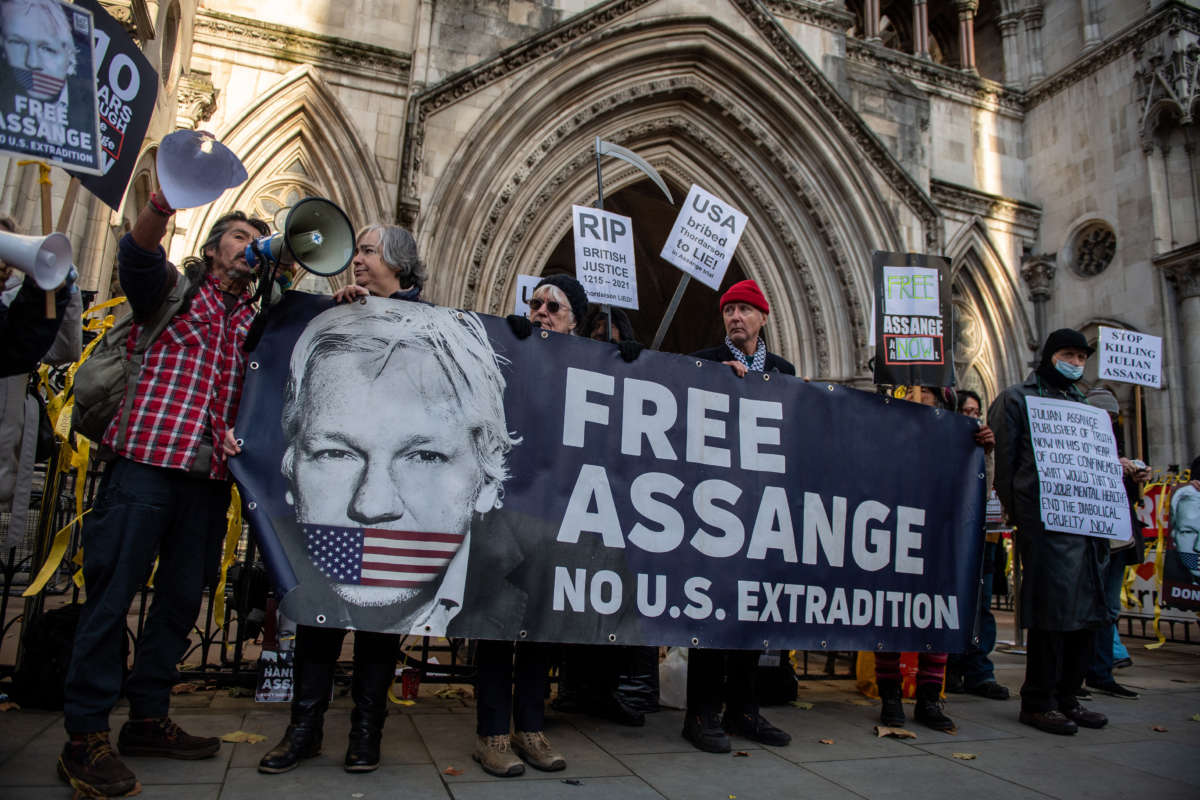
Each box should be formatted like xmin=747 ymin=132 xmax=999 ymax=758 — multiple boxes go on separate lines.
xmin=275 ymin=299 xmax=520 ymax=636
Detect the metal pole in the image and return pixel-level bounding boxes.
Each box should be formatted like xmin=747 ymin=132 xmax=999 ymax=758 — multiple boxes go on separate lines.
xmin=594 ymin=138 xmax=612 ymax=340
xmin=651 ymin=274 xmax=690 ymax=351
xmin=1134 ymin=385 xmax=1144 ymax=462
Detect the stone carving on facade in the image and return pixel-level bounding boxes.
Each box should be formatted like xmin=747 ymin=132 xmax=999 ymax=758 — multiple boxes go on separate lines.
xmin=1135 ymin=32 xmax=1199 ymax=147
xmin=1027 ymin=1 xmax=1199 ymax=110
xmin=400 ymin=3 xmax=942 ymax=252
xmin=760 ymin=0 xmax=854 ymax=31
xmin=175 ymin=72 xmax=218 ymax=130
xmin=193 ymin=11 xmax=411 ymax=86
xmin=98 ymin=1 xmax=154 ymax=40
xmin=931 ymin=179 xmax=1041 ymax=235
xmin=1155 ymin=243 xmax=1200 ymax=300
xmin=1020 ymin=252 xmax=1055 ymax=302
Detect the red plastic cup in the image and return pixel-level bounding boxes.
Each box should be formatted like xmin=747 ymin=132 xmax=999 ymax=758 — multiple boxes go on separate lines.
xmin=400 ymin=667 xmax=421 ymax=700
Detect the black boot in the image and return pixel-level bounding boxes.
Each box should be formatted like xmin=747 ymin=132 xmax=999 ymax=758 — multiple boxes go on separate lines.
xmin=878 ymin=679 xmax=905 ymax=727
xmin=345 ymin=661 xmax=394 ymax=772
xmin=258 ymin=659 xmax=333 ymax=774
xmin=914 ymin=682 xmax=957 ymax=733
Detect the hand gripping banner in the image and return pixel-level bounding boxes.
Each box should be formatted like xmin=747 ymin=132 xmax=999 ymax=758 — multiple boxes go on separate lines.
xmin=231 ymin=293 xmax=986 ymax=652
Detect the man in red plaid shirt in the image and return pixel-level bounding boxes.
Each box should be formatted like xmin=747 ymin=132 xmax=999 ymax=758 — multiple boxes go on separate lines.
xmin=57 ymin=191 xmax=270 ymax=797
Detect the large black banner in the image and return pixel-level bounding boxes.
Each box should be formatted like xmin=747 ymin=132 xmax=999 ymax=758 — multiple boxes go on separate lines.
xmin=232 ymin=294 xmax=986 ymax=652
xmin=68 ymin=0 xmax=157 ymax=209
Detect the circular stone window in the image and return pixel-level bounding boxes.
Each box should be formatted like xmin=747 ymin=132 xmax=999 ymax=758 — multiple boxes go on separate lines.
xmin=1069 ymin=221 xmax=1117 ymax=277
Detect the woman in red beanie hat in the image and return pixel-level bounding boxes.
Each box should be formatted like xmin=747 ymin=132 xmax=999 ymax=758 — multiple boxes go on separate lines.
xmin=682 ymin=278 xmax=794 ymax=754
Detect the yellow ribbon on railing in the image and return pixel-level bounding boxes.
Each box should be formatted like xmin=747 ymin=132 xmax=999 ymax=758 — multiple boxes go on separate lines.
xmin=211 ymin=486 xmax=244 ymax=628
xmin=22 ymin=509 xmax=89 ymax=596
xmin=1145 ymin=486 xmax=1169 ymax=649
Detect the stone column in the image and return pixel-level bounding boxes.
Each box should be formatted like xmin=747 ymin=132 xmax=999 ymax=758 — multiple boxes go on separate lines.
xmin=1021 ymin=253 xmax=1056 ymax=351
xmin=997 ymin=11 xmax=1023 ymax=86
xmin=1022 ymin=5 xmax=1046 ymax=86
xmin=956 ymin=0 xmax=979 ymax=72
xmin=1159 ymin=253 xmax=1200 ymax=456
xmin=864 ymin=0 xmax=881 ymax=41
xmin=1145 ymin=143 xmax=1173 ymax=254
xmin=1080 ymin=0 xmax=1103 ymax=49
xmin=913 ymin=0 xmax=930 ymax=58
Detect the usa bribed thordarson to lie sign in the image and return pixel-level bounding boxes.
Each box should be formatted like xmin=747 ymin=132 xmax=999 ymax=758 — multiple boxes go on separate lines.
xmin=231 ymin=293 xmax=986 ymax=653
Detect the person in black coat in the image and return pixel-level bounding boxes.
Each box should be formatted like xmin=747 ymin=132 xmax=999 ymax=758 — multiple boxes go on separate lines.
xmin=989 ymin=328 xmax=1111 ymax=736
xmin=683 ymin=279 xmax=793 ymax=754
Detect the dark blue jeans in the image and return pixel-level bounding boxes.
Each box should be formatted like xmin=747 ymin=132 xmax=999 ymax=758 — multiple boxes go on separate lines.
xmin=949 ymin=541 xmax=998 ymax=688
xmin=63 ymin=457 xmax=229 ymax=733
xmin=1086 ymin=552 xmax=1127 ymax=686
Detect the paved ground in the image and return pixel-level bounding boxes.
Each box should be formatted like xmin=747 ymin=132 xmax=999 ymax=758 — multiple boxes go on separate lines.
xmin=1 ymin=640 xmax=1198 ymax=799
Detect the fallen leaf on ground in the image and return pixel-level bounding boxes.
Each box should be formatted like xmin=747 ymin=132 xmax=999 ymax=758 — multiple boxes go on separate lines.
xmin=562 ymin=779 xmax=583 ymax=786
xmin=874 ymin=726 xmax=917 ymax=739
xmin=1152 ymin=725 xmax=1168 ymax=732
xmin=394 ymin=699 xmax=416 ymax=706
xmin=951 ymin=752 xmax=977 ymax=760
xmin=443 ymin=766 xmax=463 ymax=776
xmin=171 ymin=682 xmax=201 ymax=695
xmin=0 ymin=701 xmax=19 ymax=711
xmin=435 ymin=687 xmax=470 ymax=699
xmin=733 ymin=751 xmax=749 ymax=757
xmin=220 ymin=731 xmax=266 ymax=743
xmin=228 ymin=687 xmax=252 ymax=698
xmin=819 ymin=738 xmax=835 ymax=745
xmin=1190 ymin=714 xmax=1200 ymax=722
xmin=790 ymin=701 xmax=814 ymax=710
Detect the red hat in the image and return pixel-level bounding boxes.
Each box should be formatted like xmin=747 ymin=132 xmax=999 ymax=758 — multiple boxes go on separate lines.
xmin=720 ymin=279 xmax=769 ymax=314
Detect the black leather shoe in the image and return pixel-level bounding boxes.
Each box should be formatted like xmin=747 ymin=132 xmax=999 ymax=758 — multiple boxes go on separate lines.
xmin=965 ymin=681 xmax=1010 ymax=700
xmin=878 ymin=679 xmax=906 ymax=727
xmin=1061 ymin=704 xmax=1107 ymax=729
xmin=682 ymin=709 xmax=730 ymax=753
xmin=258 ymin=723 xmax=323 ymax=774
xmin=723 ymin=710 xmax=791 ymax=746
xmin=1019 ymin=709 xmax=1078 ymax=736
xmin=258 ymin=657 xmax=333 ymax=774
xmin=913 ymin=684 xmax=956 ymax=733
xmin=345 ymin=660 xmax=395 ymax=772
xmin=587 ymin=692 xmax=645 ymax=727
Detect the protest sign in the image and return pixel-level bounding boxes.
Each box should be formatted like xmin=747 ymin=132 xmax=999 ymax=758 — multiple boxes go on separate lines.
xmin=1098 ymin=326 xmax=1162 ymax=389
xmin=0 ymin=0 xmax=100 ymax=173
xmin=1025 ymin=396 xmax=1132 ymax=541
xmin=255 ymin=650 xmax=294 ymax=703
xmin=1162 ymin=483 xmax=1200 ymax=611
xmin=512 ymin=274 xmax=541 ymax=317
xmin=659 ymin=184 xmax=747 ymax=290
xmin=231 ymin=293 xmax=986 ymax=653
xmin=573 ymin=205 xmax=637 ymax=309
xmin=67 ymin=0 xmax=157 ymax=209
xmin=872 ymin=251 xmax=953 ymax=387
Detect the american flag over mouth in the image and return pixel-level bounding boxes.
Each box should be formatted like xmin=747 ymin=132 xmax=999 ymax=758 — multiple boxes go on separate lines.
xmin=1181 ymin=552 xmax=1199 ymax=572
xmin=12 ymin=68 xmax=66 ymax=100
xmin=304 ymin=525 xmax=465 ymax=588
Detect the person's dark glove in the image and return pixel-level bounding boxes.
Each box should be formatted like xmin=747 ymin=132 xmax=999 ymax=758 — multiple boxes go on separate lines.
xmin=617 ymin=340 xmax=644 ymax=363
xmin=506 ymin=314 xmax=533 ymax=339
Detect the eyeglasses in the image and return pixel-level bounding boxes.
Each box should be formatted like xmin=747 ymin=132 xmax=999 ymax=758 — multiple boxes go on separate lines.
xmin=528 ymin=298 xmax=563 ymax=314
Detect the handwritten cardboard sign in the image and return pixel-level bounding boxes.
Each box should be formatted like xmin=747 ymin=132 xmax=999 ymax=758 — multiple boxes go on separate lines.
xmin=660 ymin=184 xmax=747 ymax=290
xmin=1026 ymin=396 xmax=1131 ymax=541
xmin=1098 ymin=326 xmax=1162 ymax=389
xmin=573 ymin=205 xmax=637 ymax=309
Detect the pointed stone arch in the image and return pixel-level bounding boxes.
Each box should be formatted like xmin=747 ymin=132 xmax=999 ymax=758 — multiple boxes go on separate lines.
xmin=178 ymin=66 xmax=389 ymax=287
xmin=410 ymin=12 xmax=939 ymax=378
xmin=945 ymin=216 xmax=1034 ymax=401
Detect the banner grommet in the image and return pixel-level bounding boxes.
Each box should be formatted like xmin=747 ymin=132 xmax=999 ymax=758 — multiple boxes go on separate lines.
xmin=236 ymin=439 xmax=244 ymax=448
xmin=519 ymin=630 xmax=527 ymax=638
xmin=247 ymin=501 xmax=257 ymax=510
xmin=763 ymin=374 xmax=770 ymax=381
xmin=316 ymin=614 xmax=326 ymax=624
xmin=762 ymin=640 xmax=769 ymax=648
xmin=690 ymin=637 xmax=699 ymax=646
xmin=608 ymin=633 xmax=617 ymax=642
xmin=540 ymin=331 xmax=549 ymax=339
xmin=820 ymin=640 xmax=828 ymax=648
xmin=250 ymin=362 xmax=259 ymax=370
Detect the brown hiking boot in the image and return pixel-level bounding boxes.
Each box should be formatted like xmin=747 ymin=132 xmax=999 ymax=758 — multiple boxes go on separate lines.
xmin=472 ymin=734 xmax=524 ymax=777
xmin=57 ymin=732 xmax=141 ymax=797
xmin=511 ymin=730 xmax=566 ymax=771
xmin=117 ymin=717 xmax=220 ymax=760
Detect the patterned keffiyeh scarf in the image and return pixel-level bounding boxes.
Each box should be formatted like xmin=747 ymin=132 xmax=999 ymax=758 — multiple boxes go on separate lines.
xmin=725 ymin=336 xmax=766 ymax=372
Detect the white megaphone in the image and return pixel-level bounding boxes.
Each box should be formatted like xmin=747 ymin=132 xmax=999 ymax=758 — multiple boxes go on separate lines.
xmin=244 ymin=197 xmax=354 ymax=277
xmin=156 ymin=129 xmax=248 ymax=210
xmin=0 ymin=230 xmax=73 ymax=289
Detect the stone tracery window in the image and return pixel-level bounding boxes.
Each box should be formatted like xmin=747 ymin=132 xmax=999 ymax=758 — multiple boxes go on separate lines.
xmin=1069 ymin=221 xmax=1117 ymax=278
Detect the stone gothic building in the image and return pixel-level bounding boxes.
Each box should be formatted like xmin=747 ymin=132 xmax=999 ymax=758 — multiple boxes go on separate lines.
xmin=2 ymin=0 xmax=1197 ymax=467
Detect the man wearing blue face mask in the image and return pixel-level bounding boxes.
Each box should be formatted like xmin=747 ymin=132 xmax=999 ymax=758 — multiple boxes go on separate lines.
xmin=988 ymin=328 xmax=1110 ymax=736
